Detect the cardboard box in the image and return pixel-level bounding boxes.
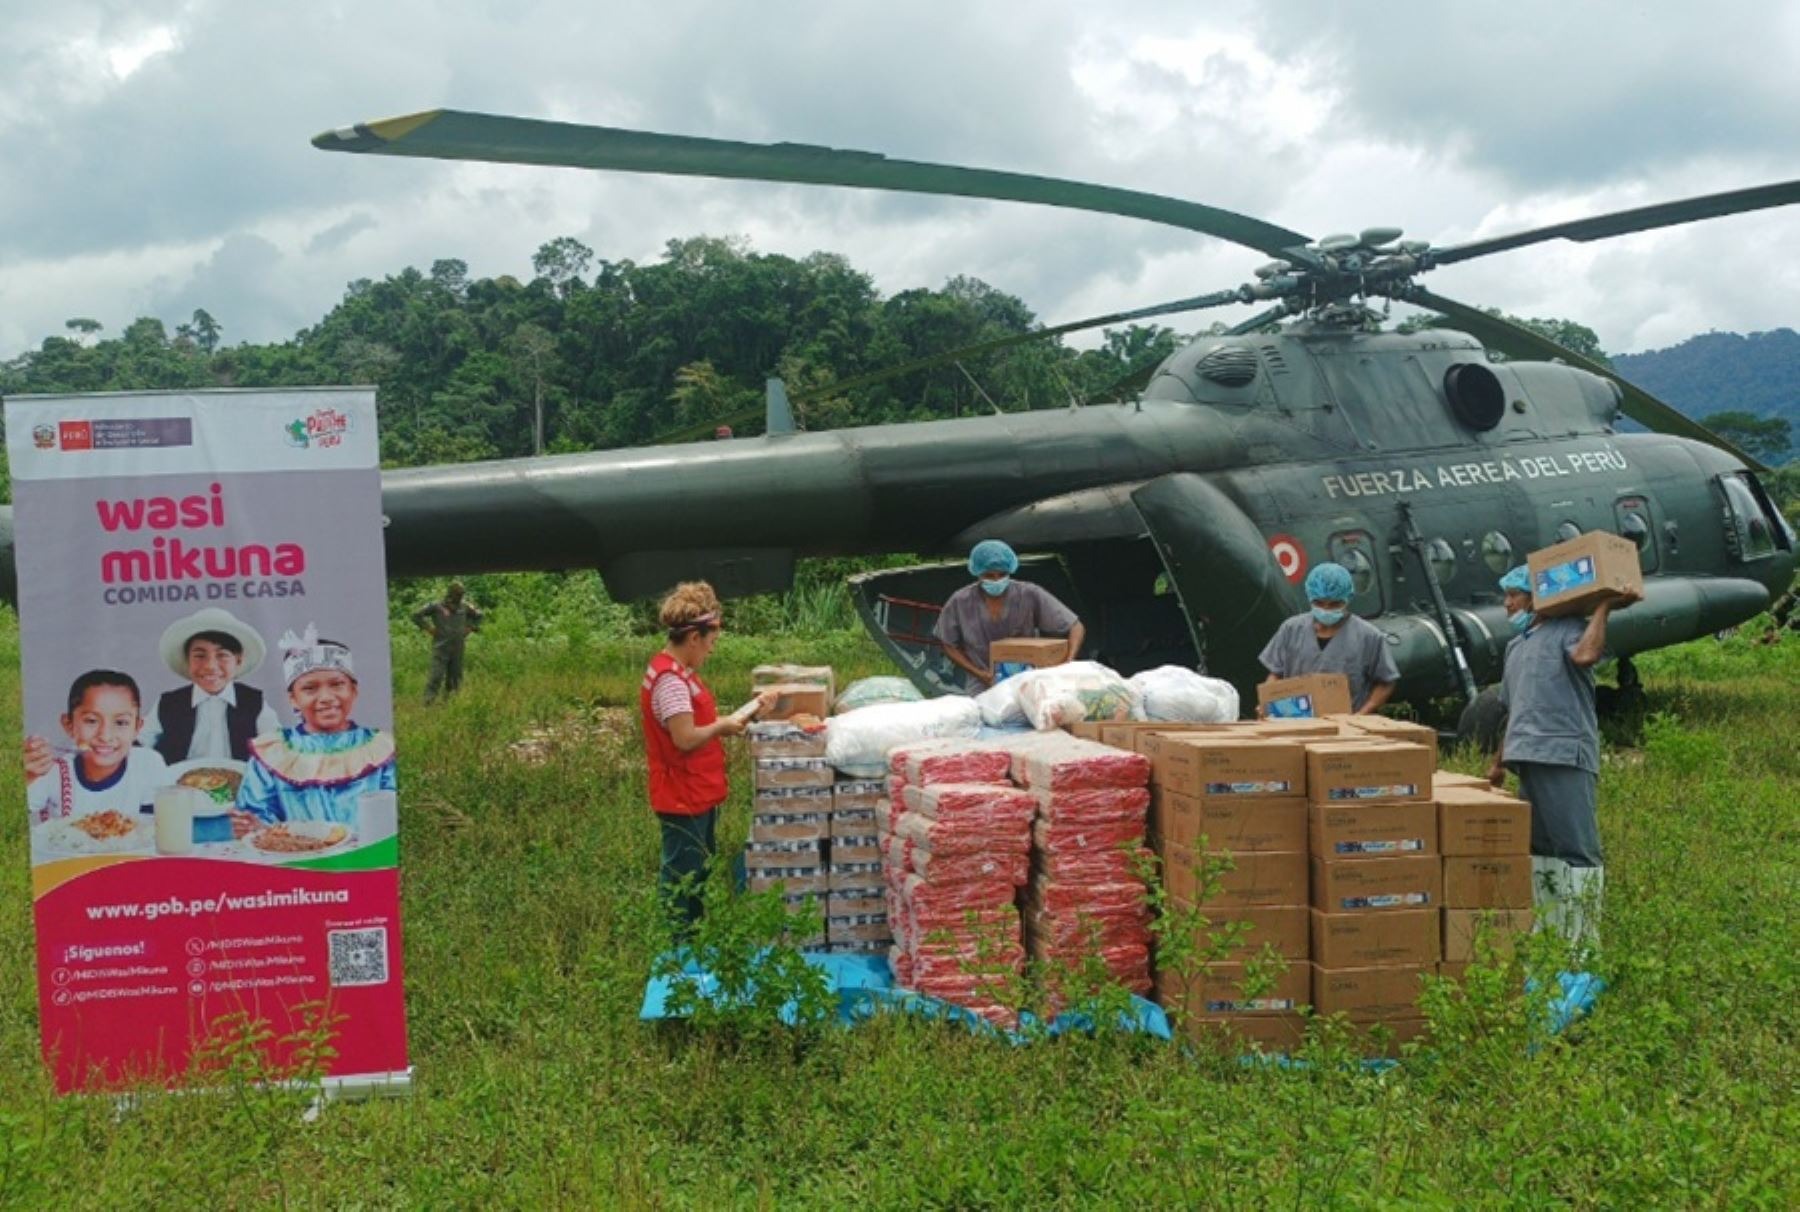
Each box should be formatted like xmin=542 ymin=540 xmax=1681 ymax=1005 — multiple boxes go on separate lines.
xmin=989 ymin=636 xmax=1071 ymax=678
xmin=1436 ymin=788 xmax=1532 ymax=856
xmin=1311 ymin=854 xmax=1441 ymax=913
xmin=827 ymin=861 xmax=885 ymax=892
xmin=1305 ymin=742 xmax=1433 ymax=804
xmin=829 ymin=809 xmax=878 ymax=838
xmin=1528 ymin=531 xmax=1643 ymax=619
xmin=1309 ymin=800 xmax=1438 ymax=859
xmin=746 ymin=719 xmax=829 ymax=758
xmin=1310 ymin=964 xmax=1431 ymax=1020
xmin=750 ymin=813 xmax=828 ymax=843
xmin=758 ymin=683 xmax=832 ymax=721
xmin=1182 ymin=1013 xmax=1307 ymax=1054
xmin=1336 ymin=715 xmax=1441 ymax=762
xmin=1443 ymin=907 xmax=1535 ymax=962
xmin=1163 ymin=845 xmax=1309 ymax=907
xmin=1099 ymin=721 xmax=1226 ymax=751
xmin=1157 ymin=961 xmax=1310 ymax=1017
xmin=745 ymin=839 xmax=825 ymax=870
xmin=1152 ymin=789 xmax=1307 ymax=854
xmin=754 ymin=758 xmax=835 ymax=790
xmin=747 ymin=870 xmax=829 ymax=896
xmin=753 ymin=787 xmax=834 ymax=817
xmin=828 ymin=836 xmax=882 ymax=864
xmin=827 ymin=914 xmax=892 ymax=944
xmin=1437 ymin=962 xmax=1470 ymax=984
xmin=1258 ymin=673 xmax=1353 ymax=719
xmin=1068 ymin=722 xmax=1108 ymax=741
xmin=1242 ymin=719 xmax=1345 ymax=739
xmin=1442 ymin=856 xmax=1533 ymax=909
xmin=753 ymin=663 xmax=835 ymax=698
xmin=1153 ymin=737 xmax=1305 ymax=800
xmin=832 ymin=779 xmax=886 ymax=811
xmin=1179 ymin=904 xmax=1310 ymax=962
xmin=1433 ymin=770 xmax=1493 ymax=792
xmin=829 ymin=891 xmax=887 ymax=916
xmin=1310 ymin=908 xmax=1440 ymax=968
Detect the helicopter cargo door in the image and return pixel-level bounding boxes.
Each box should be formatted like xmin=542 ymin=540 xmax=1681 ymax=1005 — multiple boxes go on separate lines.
xmin=1130 ymin=472 xmax=1294 ymax=700
xmin=846 ymin=556 xmax=1085 ymax=697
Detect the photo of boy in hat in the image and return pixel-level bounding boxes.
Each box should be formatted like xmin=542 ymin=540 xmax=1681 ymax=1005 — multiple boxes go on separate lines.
xmin=140 ymin=607 xmax=279 ymax=764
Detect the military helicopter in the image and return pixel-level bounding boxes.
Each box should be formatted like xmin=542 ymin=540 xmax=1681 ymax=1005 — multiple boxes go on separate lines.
xmin=275 ymin=112 xmax=1800 ymax=722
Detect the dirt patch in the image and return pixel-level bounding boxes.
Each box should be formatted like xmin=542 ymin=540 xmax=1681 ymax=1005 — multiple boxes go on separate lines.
xmin=510 ymin=704 xmax=636 ymax=765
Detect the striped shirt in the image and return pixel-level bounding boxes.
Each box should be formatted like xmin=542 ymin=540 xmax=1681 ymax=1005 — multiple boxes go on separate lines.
xmin=649 ymin=667 xmax=696 ymax=724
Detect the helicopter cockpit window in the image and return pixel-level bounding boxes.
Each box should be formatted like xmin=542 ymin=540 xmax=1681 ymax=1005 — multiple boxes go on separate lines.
xmin=1719 ymin=473 xmax=1777 ymax=561
xmin=1556 ymin=521 xmax=1582 ymax=543
xmin=1480 ymin=531 xmax=1513 ymax=574
xmin=1425 ymin=538 xmax=1457 ymax=585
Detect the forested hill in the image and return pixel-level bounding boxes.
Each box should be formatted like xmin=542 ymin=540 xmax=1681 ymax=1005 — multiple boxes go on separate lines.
xmin=0 ymin=236 xmax=1181 ymax=471
xmin=1613 ymin=329 xmax=1800 ymax=448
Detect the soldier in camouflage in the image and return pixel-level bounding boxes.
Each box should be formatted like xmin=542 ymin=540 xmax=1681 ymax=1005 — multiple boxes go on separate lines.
xmin=413 ymin=581 xmax=483 ymax=704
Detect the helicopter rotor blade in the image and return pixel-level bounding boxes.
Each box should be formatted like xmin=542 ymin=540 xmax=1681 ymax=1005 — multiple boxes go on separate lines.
xmin=1431 ymin=179 xmax=1800 ymax=267
xmin=1407 ymin=287 xmax=1769 ymax=472
xmin=794 ymin=289 xmax=1247 ymax=403
xmin=313 ymin=109 xmax=1318 ymax=262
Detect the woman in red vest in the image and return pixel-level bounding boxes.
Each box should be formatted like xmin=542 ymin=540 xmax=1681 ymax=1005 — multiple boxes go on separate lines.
xmin=639 ymin=582 xmax=766 ymax=934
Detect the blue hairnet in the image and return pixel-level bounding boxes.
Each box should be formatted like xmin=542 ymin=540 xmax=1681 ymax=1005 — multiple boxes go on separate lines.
xmin=968 ymin=539 xmax=1020 ymax=577
xmin=1498 ymin=564 xmax=1532 ymax=594
xmin=1303 ymin=562 xmax=1354 ymax=602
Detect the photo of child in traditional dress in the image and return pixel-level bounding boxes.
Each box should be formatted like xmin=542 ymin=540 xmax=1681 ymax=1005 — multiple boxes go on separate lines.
xmin=233 ymin=625 xmax=396 ymax=833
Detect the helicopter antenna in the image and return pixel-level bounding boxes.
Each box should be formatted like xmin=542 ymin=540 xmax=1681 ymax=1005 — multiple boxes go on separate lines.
xmin=953 ymin=362 xmax=1003 ymax=416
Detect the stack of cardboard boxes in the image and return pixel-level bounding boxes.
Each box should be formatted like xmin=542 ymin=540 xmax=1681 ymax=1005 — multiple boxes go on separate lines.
xmin=827 ymin=776 xmax=891 ymax=953
xmin=1118 ymin=707 xmax=1535 ymax=1054
xmin=745 ymin=719 xmax=833 ymax=946
xmin=1435 ymin=779 xmax=1534 ymax=979
xmin=1305 ymin=736 xmax=1440 ymax=1047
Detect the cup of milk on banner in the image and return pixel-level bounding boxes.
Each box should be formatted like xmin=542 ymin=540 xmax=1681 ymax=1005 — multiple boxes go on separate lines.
xmin=154 ymin=787 xmax=207 ymax=855
xmin=358 ymin=791 xmax=398 ymax=843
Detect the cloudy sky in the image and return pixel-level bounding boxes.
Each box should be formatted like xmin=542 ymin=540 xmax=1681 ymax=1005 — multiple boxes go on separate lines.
xmin=5 ymin=1 xmax=1798 ymax=360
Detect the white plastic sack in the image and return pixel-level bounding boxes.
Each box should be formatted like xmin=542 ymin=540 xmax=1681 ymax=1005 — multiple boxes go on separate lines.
xmin=834 ymin=676 xmax=923 ymax=715
xmin=974 ymin=677 xmax=1028 ymax=729
xmin=824 ymin=696 xmax=982 ymax=775
xmin=1126 ymin=665 xmax=1241 ymax=723
xmin=1011 ymin=661 xmax=1140 ymax=731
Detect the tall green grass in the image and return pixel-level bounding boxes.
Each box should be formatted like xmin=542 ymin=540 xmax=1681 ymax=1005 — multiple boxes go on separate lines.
xmin=0 ymin=601 xmax=1794 ymax=1207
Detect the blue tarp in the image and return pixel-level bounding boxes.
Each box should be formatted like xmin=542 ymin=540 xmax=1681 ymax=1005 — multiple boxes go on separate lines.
xmin=642 ymin=950 xmax=1171 ymax=1042
xmin=641 ymin=951 xmax=1604 ymax=1053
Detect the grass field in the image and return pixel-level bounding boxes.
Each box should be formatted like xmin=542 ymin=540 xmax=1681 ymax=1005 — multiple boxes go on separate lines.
xmin=0 ymin=608 xmax=1794 ymax=1208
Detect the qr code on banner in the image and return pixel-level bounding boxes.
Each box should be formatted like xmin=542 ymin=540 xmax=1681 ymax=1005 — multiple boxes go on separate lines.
xmin=327 ymin=927 xmax=390 ymax=987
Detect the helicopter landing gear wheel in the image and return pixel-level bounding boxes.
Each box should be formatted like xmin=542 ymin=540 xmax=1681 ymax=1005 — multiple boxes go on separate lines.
xmin=1455 ymin=685 xmax=1507 ymax=754
xmin=1617 ymin=656 xmax=1640 ymax=692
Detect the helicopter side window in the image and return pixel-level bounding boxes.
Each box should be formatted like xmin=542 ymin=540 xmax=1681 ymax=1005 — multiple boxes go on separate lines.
xmin=1481 ymin=531 xmax=1513 ymax=575
xmin=1328 ymin=531 xmax=1383 ymax=612
xmin=1425 ymin=538 xmax=1457 ymax=586
xmin=1556 ymin=520 xmax=1582 ymax=543
xmin=1614 ymin=495 xmax=1658 ymax=572
xmin=1719 ymin=473 xmax=1778 ymax=562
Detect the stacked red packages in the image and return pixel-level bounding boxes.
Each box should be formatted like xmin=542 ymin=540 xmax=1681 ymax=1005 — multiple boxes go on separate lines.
xmin=882 ymin=741 xmax=1029 ymax=1022
xmin=1020 ymin=736 xmax=1155 ymax=996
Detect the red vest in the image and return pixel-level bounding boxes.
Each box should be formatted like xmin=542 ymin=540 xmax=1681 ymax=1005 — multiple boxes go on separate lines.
xmin=640 ymin=652 xmax=729 ymax=816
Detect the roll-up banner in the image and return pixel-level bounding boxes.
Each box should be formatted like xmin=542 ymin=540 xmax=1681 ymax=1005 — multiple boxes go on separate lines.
xmin=5 ymin=388 xmax=409 ymax=1095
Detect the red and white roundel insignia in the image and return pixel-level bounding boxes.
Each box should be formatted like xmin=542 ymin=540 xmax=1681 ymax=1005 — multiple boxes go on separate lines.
xmin=1269 ymin=534 xmax=1307 ymax=583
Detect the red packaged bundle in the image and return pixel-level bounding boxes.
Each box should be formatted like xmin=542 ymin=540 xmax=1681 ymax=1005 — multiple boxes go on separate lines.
xmin=1028 ymin=905 xmax=1152 ymax=953
xmin=1033 ymin=815 xmax=1146 ymax=854
xmin=1027 ymin=877 xmax=1147 ymax=916
xmin=1031 ymin=786 xmax=1151 ymax=826
xmin=895 ymin=810 xmax=1031 ymax=857
xmin=903 ymin=783 xmax=1037 ymax=826
xmin=1033 ymin=844 xmax=1151 ymax=886
xmin=1011 ymin=735 xmax=1151 ymax=793
xmin=892 ymin=739 xmax=1013 ymax=787
xmin=888 ymin=945 xmax=913 ymax=985
xmin=904 ymin=903 xmax=1020 ymax=936
xmin=910 ymin=847 xmax=1030 ymax=886
xmin=902 ymin=874 xmax=1017 ymax=917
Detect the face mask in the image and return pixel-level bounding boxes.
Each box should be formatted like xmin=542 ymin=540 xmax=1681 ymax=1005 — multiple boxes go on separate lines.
xmin=1311 ymin=607 xmax=1346 ymax=627
xmin=980 ymin=577 xmax=1011 ymax=597
xmin=1507 ymin=610 xmax=1535 ymax=635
